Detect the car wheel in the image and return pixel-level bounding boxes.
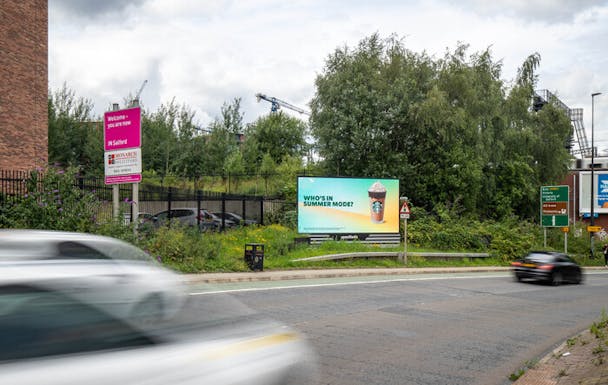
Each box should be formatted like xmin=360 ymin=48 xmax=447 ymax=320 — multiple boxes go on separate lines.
xmin=573 ymin=271 xmax=583 ymax=284
xmin=514 ymin=274 xmax=522 ymax=282
xmin=551 ymin=271 xmax=563 ymax=286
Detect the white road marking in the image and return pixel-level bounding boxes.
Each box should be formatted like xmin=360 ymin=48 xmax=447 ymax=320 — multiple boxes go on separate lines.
xmin=189 ymin=273 xmax=512 ymax=295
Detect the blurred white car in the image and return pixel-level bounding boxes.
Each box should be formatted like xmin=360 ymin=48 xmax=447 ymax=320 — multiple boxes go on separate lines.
xmin=0 ymin=233 xmax=319 ymax=385
xmin=0 ymin=230 xmax=186 ymax=322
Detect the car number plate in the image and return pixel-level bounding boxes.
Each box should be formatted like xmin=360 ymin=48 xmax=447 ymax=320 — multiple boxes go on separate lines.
xmin=522 ymin=263 xmax=536 ymax=268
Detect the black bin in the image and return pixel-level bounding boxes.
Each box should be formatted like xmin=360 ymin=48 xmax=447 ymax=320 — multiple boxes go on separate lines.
xmin=244 ymin=243 xmax=264 ymax=271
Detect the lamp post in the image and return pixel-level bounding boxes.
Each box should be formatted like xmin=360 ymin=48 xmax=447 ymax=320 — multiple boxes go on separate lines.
xmin=591 ymin=92 xmax=601 ymax=258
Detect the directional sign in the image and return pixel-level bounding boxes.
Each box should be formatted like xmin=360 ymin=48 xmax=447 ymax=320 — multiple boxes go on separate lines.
xmin=540 ymin=185 xmax=569 ymax=227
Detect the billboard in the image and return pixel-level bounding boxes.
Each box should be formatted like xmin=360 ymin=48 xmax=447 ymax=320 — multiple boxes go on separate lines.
xmin=579 ymin=171 xmax=608 ymax=215
xmin=297 ymin=177 xmax=399 ymax=234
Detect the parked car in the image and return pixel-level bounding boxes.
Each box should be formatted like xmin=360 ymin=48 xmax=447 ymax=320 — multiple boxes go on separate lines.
xmin=200 ymin=209 xmax=236 ymax=229
xmin=511 ymin=251 xmax=583 ymax=285
xmin=213 ymin=211 xmax=258 ymax=226
xmin=152 ymin=208 xmax=224 ymax=231
xmin=138 ymin=212 xmax=154 ymax=224
xmin=0 ymin=229 xmax=187 ymax=321
xmin=0 ymin=239 xmax=318 ymax=385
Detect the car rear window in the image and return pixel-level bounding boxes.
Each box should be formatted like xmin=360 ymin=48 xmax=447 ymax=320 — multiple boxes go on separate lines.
xmin=57 ymin=241 xmax=111 ymax=259
xmin=526 ymin=253 xmax=556 ymax=263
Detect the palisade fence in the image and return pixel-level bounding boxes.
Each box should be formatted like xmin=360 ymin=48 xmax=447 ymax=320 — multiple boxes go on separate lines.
xmin=0 ymin=170 xmax=289 ymax=228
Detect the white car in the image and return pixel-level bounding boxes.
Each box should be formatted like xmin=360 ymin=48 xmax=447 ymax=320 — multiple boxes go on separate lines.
xmin=0 ymin=230 xmax=186 ymax=322
xmin=0 ymin=232 xmax=318 ymax=385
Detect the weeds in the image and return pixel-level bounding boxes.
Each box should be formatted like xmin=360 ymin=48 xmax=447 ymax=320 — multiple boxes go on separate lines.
xmin=509 ymin=368 xmax=526 ymax=382
xmin=593 ymin=344 xmax=605 ymax=355
xmin=526 ymin=359 xmax=538 ymax=369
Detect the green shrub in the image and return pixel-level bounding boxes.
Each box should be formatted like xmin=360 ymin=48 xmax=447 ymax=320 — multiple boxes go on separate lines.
xmin=4 ymin=166 xmax=101 ymax=232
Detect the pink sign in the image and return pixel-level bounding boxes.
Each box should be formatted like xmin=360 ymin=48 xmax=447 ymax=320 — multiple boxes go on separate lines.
xmin=105 ymin=174 xmax=142 ymax=185
xmin=104 ymin=107 xmax=141 ymax=151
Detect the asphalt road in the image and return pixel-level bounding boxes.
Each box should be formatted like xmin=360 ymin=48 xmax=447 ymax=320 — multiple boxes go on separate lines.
xmin=190 ymin=271 xmax=608 ymax=385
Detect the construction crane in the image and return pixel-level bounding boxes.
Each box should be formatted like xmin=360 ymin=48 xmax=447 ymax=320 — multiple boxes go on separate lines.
xmin=255 ymin=93 xmax=310 ymax=116
xmin=130 ymin=80 xmax=148 ymax=107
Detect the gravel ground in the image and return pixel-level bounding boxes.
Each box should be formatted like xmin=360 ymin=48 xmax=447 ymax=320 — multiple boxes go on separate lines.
xmin=513 ymin=327 xmax=608 ymax=385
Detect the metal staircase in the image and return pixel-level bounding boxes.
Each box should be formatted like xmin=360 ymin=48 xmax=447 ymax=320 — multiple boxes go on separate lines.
xmin=534 ymin=89 xmax=592 ymax=157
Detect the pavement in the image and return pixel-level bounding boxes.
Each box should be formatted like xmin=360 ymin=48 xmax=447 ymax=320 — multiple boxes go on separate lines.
xmin=183 ymin=266 xmax=608 ymax=385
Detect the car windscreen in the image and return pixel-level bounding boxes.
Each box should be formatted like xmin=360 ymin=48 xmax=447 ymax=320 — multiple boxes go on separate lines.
xmin=0 ymin=239 xmax=153 ymax=262
xmin=87 ymin=239 xmax=154 ymax=262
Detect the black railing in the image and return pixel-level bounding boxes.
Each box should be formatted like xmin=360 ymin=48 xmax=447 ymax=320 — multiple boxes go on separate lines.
xmin=0 ymin=170 xmax=282 ymax=228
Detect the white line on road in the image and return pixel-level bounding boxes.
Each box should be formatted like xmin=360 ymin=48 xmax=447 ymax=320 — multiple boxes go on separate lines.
xmin=189 ymin=271 xmax=608 ymax=296
xmin=189 ymin=273 xmax=512 ymax=295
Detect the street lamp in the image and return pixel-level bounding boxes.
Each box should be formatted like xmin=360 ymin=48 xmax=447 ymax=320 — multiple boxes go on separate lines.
xmin=591 ymin=92 xmax=601 ymax=257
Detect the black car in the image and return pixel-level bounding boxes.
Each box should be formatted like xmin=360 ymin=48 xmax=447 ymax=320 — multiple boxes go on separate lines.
xmin=511 ymin=251 xmax=583 ymax=285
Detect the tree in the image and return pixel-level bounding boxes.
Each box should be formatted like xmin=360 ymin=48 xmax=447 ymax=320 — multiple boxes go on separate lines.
xmin=311 ymin=34 xmax=572 ymax=220
xmin=141 ymin=101 xmax=179 ymax=180
xmin=244 ymin=112 xmax=307 ymax=167
xmin=48 ymin=84 xmax=99 ymax=174
xmin=202 ymin=98 xmax=245 ymax=177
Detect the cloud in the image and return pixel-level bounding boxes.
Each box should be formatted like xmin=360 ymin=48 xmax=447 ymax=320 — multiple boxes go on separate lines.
xmin=49 ymin=0 xmax=147 ymax=20
xmin=449 ymin=0 xmax=608 ymax=23
xmin=48 ymin=0 xmax=608 ymax=135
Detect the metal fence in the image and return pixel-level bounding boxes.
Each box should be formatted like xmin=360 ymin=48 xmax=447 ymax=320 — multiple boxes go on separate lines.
xmin=0 ymin=170 xmax=286 ymax=227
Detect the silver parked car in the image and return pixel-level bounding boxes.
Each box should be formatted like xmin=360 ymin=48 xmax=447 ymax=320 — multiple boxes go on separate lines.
xmin=213 ymin=211 xmax=258 ymax=226
xmin=152 ymin=208 xmax=234 ymax=231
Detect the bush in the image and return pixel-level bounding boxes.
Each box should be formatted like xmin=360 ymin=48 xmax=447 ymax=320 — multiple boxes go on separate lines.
xmin=4 ymin=166 xmax=101 ymax=232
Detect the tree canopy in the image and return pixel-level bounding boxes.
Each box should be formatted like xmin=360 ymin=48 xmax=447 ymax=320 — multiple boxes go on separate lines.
xmin=47 ymin=34 xmax=573 ymax=220
xmin=310 ymin=34 xmax=572 ymax=219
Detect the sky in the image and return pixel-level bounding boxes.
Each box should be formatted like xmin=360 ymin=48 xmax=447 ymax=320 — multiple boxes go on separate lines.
xmin=49 ymin=0 xmax=608 ymax=153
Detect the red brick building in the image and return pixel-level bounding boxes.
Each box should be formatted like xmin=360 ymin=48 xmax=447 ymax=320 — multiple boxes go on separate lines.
xmin=0 ymin=1 xmax=48 ymax=171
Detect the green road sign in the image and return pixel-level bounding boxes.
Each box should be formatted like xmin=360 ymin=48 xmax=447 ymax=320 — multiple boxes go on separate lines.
xmin=540 ymin=185 xmax=569 ymax=227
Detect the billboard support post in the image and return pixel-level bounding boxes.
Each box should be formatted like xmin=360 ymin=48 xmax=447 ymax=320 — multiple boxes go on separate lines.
xmin=111 ymin=104 xmax=120 ymax=219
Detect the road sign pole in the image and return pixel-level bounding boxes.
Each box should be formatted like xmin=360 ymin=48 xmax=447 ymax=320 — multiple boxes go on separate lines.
xmin=403 ymin=217 xmax=408 ymax=265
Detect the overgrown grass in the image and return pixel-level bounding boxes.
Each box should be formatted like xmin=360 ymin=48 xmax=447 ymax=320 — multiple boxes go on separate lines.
xmin=96 ymin=220 xmax=606 ymax=273
xmin=127 ymin=224 xmax=512 ymax=273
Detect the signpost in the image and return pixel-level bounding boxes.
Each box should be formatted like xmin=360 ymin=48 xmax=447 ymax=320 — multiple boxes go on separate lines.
xmin=104 ymin=106 xmax=142 ymax=222
xmin=540 ymin=185 xmax=569 ymax=252
xmin=104 ymin=106 xmax=142 ymax=185
xmin=400 ymin=199 xmax=410 ymax=264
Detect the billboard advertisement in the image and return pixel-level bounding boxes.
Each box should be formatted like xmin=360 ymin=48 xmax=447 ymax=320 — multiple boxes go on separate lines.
xmin=297 ymin=177 xmax=399 ymax=234
xmin=579 ymin=171 xmax=608 ymax=215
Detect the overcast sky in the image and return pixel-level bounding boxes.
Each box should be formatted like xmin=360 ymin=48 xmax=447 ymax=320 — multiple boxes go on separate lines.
xmin=49 ymin=0 xmax=608 ymax=152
